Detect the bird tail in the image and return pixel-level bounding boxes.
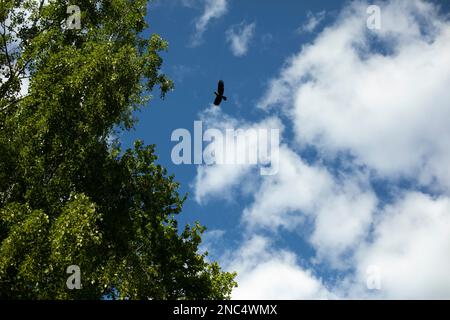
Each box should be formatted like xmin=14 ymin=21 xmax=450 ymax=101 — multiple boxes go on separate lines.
xmin=222 ymin=96 xmax=227 ymax=101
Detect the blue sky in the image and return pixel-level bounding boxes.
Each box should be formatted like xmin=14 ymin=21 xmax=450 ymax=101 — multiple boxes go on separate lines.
xmin=120 ymin=1 xmax=333 ymax=247
xmin=120 ymin=0 xmax=450 ymax=299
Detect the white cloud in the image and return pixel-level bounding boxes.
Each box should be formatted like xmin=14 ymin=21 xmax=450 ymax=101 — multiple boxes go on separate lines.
xmin=194 ymin=109 xmax=377 ymax=267
xmin=297 ymin=11 xmax=326 ymax=34
xmin=226 ymin=236 xmax=332 ymax=299
xmin=193 ymin=106 xmax=282 ymax=203
xmin=193 ymin=107 xmax=253 ymax=203
xmin=259 ymin=0 xmax=450 ymax=192
xmin=222 ymin=190 xmax=450 ymax=299
xmin=350 ymin=192 xmax=450 ymax=299
xmin=194 ymin=163 xmax=253 ymax=203
xmin=190 ymin=0 xmax=228 ymax=46
xmin=242 ymin=146 xmax=377 ymax=267
xmin=226 ymin=22 xmax=256 ymax=57
xmin=194 ymin=0 xmax=450 ymax=299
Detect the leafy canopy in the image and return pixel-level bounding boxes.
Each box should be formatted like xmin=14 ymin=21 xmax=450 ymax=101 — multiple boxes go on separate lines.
xmin=0 ymin=0 xmax=236 ymax=299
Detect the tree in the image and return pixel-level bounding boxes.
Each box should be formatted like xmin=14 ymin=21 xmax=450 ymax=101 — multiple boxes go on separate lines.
xmin=0 ymin=0 xmax=236 ymax=299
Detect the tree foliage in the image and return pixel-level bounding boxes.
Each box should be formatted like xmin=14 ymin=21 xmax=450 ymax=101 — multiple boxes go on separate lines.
xmin=0 ymin=0 xmax=236 ymax=299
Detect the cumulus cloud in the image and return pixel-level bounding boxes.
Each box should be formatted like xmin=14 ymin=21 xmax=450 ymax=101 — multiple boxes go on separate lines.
xmin=194 ymin=0 xmax=450 ymax=299
xmin=194 ymin=107 xmax=376 ymax=268
xmin=344 ymin=192 xmax=450 ymax=299
xmin=197 ymin=136 xmax=377 ymax=267
xmin=227 ymin=192 xmax=450 ymax=299
xmin=193 ymin=106 xmax=282 ymax=203
xmin=259 ymin=0 xmax=450 ymax=191
xmin=226 ymin=22 xmax=256 ymax=57
xmin=190 ymin=0 xmax=228 ymax=46
xmin=225 ymin=236 xmax=332 ymax=299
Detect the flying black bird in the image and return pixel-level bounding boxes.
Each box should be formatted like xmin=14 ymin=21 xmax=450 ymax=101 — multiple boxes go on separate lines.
xmin=213 ymin=80 xmax=227 ymax=106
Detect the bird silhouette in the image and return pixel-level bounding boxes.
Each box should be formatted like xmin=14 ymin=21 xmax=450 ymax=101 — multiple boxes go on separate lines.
xmin=213 ymin=80 xmax=227 ymax=106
